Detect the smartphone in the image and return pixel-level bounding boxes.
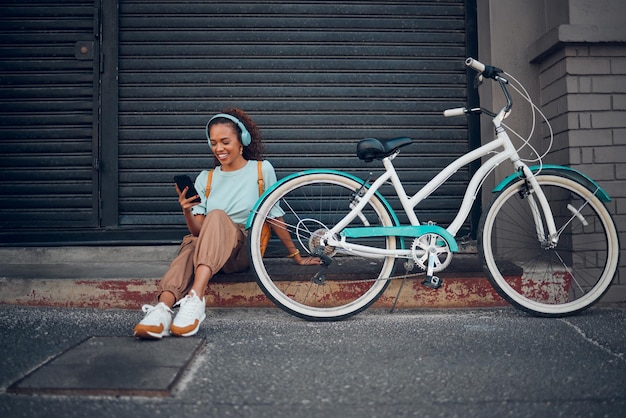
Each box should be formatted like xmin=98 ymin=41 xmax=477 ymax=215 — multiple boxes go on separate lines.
xmin=173 ymin=175 xmax=201 ymax=203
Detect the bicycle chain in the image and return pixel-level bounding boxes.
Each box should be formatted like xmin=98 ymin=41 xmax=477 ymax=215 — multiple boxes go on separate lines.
xmin=319 ymin=271 xmax=427 ymax=285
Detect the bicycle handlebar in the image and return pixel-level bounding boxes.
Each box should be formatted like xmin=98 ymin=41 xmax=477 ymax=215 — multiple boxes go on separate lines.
xmin=465 ymin=57 xmax=485 ymax=73
xmin=443 ymin=107 xmax=467 ymax=117
xmin=465 ymin=57 xmax=503 ymax=79
xmin=443 ymin=57 xmax=511 ymax=117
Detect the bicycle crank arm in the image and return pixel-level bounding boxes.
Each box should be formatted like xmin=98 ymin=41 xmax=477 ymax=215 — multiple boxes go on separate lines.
xmin=421 ymin=248 xmax=443 ymax=289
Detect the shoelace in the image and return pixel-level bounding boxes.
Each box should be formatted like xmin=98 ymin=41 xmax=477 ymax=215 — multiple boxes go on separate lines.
xmin=141 ymin=304 xmax=157 ymax=314
xmin=174 ymin=290 xmax=199 ymax=308
xmin=141 ymin=303 xmax=171 ymax=315
xmin=173 ymin=292 xmax=203 ymax=321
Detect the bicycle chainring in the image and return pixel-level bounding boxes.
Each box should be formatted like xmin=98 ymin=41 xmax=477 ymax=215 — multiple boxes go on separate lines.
xmin=411 ymin=233 xmax=453 ymax=272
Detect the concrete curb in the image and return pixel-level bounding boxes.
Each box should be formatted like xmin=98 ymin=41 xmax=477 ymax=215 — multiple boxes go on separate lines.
xmin=0 ymin=275 xmax=508 ymax=310
xmin=0 ymin=246 xmax=512 ymax=310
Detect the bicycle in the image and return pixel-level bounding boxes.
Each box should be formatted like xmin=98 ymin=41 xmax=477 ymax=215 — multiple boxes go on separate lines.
xmin=245 ymin=57 xmax=620 ymax=321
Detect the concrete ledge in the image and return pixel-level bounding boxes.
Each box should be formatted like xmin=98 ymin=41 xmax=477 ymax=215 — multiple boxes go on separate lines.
xmin=0 ymin=245 xmax=180 ymax=265
xmin=0 ymin=246 xmax=513 ymax=310
xmin=1 ymin=245 xmax=622 ymax=310
xmin=0 ymin=275 xmax=508 ymax=310
xmin=529 ymin=24 xmax=626 ymax=63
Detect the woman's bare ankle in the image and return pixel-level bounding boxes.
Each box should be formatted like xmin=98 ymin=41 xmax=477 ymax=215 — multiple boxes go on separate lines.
xmin=158 ymin=291 xmax=176 ymax=308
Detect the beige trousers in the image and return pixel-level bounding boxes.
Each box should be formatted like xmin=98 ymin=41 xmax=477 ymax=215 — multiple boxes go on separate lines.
xmin=157 ymin=210 xmax=249 ymax=302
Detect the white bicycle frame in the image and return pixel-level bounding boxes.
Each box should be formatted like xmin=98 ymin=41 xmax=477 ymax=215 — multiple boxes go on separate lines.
xmin=323 ymin=107 xmax=558 ymax=260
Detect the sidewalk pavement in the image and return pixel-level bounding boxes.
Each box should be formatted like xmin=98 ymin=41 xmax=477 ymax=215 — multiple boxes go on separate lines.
xmin=1 ymin=305 xmax=625 ymax=418
xmin=2 ymin=247 xmax=624 ymax=417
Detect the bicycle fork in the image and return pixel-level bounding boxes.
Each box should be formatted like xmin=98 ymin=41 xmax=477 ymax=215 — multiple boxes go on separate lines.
xmin=516 ymin=165 xmax=559 ymax=248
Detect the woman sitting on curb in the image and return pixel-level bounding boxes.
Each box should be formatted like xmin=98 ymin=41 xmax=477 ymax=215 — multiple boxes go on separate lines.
xmin=134 ymin=108 xmax=319 ymax=339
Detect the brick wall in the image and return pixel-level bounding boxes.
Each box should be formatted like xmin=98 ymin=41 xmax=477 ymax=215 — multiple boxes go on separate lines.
xmin=537 ymin=44 xmax=626 ymax=302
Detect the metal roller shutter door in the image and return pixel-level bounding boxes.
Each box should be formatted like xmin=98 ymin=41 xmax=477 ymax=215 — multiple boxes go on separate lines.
xmin=0 ymin=0 xmax=99 ymax=231
xmin=118 ymin=1 xmax=470 ymax=230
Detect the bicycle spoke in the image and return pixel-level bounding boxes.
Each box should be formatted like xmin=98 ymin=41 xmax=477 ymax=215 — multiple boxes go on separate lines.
xmin=249 ymin=173 xmax=396 ymax=320
xmin=480 ymin=174 xmax=618 ymax=317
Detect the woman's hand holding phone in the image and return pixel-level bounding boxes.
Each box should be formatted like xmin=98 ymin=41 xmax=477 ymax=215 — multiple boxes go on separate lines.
xmin=173 ymin=175 xmax=200 ymax=212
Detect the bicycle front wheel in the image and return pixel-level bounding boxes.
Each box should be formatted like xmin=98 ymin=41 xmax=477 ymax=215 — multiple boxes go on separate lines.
xmin=479 ymin=174 xmax=619 ymax=317
xmin=248 ymin=172 xmax=397 ymax=321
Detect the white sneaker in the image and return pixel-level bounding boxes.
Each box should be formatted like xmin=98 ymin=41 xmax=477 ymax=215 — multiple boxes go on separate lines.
xmin=171 ymin=290 xmax=206 ymax=337
xmin=134 ymin=302 xmax=172 ymax=339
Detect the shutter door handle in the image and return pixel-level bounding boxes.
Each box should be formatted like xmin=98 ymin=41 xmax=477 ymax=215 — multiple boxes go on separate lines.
xmin=74 ymin=41 xmax=94 ymax=60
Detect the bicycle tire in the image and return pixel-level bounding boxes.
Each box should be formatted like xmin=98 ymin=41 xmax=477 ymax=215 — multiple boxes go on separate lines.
xmin=248 ymin=172 xmax=397 ymax=321
xmin=479 ymin=173 xmax=619 ymax=317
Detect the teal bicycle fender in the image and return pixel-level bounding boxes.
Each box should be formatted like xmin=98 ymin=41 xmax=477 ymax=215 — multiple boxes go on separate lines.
xmin=245 ymin=169 xmax=401 ymax=229
xmin=494 ymin=165 xmax=611 ymax=202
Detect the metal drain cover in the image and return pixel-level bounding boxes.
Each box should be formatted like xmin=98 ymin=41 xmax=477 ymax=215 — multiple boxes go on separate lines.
xmin=8 ymin=336 xmax=205 ymax=397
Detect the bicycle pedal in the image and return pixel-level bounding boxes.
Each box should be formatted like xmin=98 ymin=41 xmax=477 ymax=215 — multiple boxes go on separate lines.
xmin=422 ymin=275 xmax=443 ymax=289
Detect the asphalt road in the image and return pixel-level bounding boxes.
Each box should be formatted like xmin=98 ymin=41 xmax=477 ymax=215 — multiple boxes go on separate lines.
xmin=0 ymin=305 xmax=624 ymax=417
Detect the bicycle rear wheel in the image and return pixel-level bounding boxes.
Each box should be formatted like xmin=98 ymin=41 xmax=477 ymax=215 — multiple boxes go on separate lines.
xmin=248 ymin=172 xmax=397 ymax=321
xmin=479 ymin=174 xmax=619 ymax=317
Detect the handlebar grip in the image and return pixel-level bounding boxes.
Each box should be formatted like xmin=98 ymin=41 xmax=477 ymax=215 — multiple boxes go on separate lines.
xmin=465 ymin=57 xmax=503 ymax=79
xmin=443 ymin=107 xmax=467 ymax=117
xmin=465 ymin=57 xmax=485 ymax=73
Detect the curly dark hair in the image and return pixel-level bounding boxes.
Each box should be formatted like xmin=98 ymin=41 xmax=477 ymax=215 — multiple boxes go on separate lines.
xmin=207 ymin=107 xmax=264 ymax=166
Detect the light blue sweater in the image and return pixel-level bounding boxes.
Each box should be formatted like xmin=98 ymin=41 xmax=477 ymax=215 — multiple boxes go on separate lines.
xmin=191 ymin=160 xmax=284 ymax=224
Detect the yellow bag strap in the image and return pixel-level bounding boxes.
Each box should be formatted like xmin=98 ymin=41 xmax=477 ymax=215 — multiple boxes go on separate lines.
xmin=205 ymin=169 xmax=214 ymax=198
xmin=205 ymin=161 xmax=263 ymax=199
xmin=257 ymin=160 xmax=264 ymax=196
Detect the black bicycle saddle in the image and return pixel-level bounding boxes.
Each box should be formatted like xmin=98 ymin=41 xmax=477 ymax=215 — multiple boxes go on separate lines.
xmin=356 ymin=137 xmax=413 ymax=162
